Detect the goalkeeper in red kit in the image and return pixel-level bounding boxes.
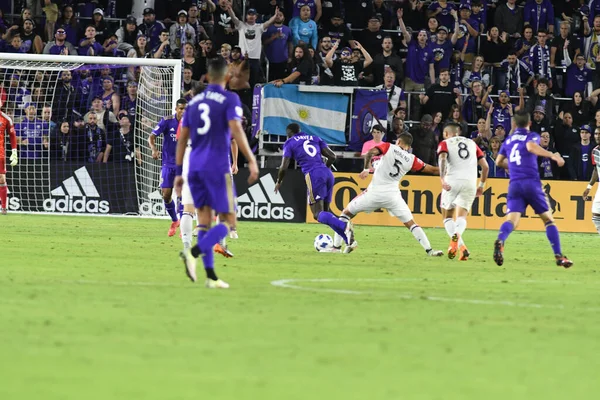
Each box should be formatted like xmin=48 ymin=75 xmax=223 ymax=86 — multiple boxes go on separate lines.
xmin=0 ymin=109 xmax=18 ymax=214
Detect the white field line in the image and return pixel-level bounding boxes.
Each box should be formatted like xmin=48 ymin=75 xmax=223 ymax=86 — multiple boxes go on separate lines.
xmin=270 ymin=278 xmax=600 ymax=312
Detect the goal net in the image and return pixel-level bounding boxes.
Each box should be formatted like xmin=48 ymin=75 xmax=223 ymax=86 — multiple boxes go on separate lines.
xmin=0 ymin=54 xmax=181 ymax=216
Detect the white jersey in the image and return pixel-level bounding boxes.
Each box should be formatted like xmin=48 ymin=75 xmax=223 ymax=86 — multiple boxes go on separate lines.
xmin=593 ymin=146 xmax=600 ymax=214
xmin=370 ymin=143 xmax=425 ymax=191
xmin=437 ymin=136 xmax=484 ymax=182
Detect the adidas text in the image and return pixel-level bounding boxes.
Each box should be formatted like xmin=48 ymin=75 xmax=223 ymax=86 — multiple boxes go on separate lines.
xmin=43 ymin=197 xmax=110 ymax=213
xmin=236 ymin=203 xmax=294 ymax=220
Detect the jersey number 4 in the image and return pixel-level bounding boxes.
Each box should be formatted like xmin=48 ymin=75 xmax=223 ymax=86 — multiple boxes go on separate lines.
xmin=509 ymin=143 xmax=522 ymax=165
xmin=196 ymin=103 xmax=211 ymax=135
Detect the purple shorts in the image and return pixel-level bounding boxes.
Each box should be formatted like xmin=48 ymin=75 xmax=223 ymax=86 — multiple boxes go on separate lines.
xmin=160 ymin=166 xmax=177 ymax=189
xmin=187 ymin=170 xmax=237 ymax=214
xmin=506 ymin=181 xmax=549 ymax=215
xmin=305 ymin=167 xmax=334 ymax=205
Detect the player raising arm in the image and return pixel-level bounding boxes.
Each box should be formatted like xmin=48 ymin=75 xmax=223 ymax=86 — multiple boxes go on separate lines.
xmin=175 ymin=57 xmax=259 ymax=288
xmin=275 ymin=123 xmax=355 ymax=251
xmin=582 ymin=132 xmax=600 ymax=235
xmin=149 ymin=98 xmax=187 ymax=236
xmin=0 ymin=109 xmax=18 ymax=214
xmin=335 ymin=133 xmax=444 ymax=256
xmin=438 ymin=122 xmax=489 ymax=261
xmin=493 ymin=110 xmax=573 ymax=268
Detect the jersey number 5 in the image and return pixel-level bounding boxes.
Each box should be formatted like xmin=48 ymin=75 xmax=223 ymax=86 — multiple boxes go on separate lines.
xmin=196 ymin=103 xmax=211 ymax=135
xmin=389 ymin=159 xmax=403 ymax=177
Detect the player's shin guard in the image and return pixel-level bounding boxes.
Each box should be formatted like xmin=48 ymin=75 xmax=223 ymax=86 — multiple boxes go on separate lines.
xmin=497 ymin=221 xmax=514 ymax=242
xmin=593 ymin=215 xmax=600 ymax=234
xmin=0 ymin=183 xmax=7 ymax=209
xmin=544 ymin=221 xmax=563 ymax=256
xmin=443 ymin=218 xmax=456 ymax=237
xmin=177 ymin=197 xmax=183 ymax=219
xmin=317 ymin=211 xmax=348 ymax=242
xmin=165 ymin=200 xmax=178 ymax=222
xmin=180 ymin=212 xmax=194 ymax=249
xmin=409 ymin=224 xmax=432 ymax=251
xmin=455 ymin=217 xmax=467 ymax=246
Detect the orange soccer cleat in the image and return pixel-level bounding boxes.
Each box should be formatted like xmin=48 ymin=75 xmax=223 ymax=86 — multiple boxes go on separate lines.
xmin=168 ymin=220 xmax=180 ymax=237
xmin=448 ymin=233 xmax=460 ymax=259
xmin=459 ymin=245 xmax=470 ymax=261
xmin=214 ymin=243 xmax=234 ymax=258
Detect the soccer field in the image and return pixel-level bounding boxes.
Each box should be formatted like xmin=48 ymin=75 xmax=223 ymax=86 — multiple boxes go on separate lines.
xmin=1 ymin=215 xmax=599 ymax=400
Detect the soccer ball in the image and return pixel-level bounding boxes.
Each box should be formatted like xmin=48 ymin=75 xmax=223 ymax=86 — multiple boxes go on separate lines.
xmin=314 ymin=234 xmax=334 ymax=252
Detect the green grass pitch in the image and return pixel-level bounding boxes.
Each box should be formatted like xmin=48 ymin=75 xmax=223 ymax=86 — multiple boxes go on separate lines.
xmin=1 ymin=215 xmax=600 ymax=400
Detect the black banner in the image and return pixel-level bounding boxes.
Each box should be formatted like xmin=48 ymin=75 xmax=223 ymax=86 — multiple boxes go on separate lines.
xmin=234 ymin=169 xmax=307 ymax=223
xmin=7 ymin=161 xmax=138 ymax=214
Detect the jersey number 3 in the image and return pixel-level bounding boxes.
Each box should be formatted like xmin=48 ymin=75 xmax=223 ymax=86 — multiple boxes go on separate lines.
xmin=196 ymin=103 xmax=211 ymax=135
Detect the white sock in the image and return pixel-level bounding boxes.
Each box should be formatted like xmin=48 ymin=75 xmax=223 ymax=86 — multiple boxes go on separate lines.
xmin=181 ymin=212 xmax=194 ymax=249
xmin=443 ymin=218 xmax=456 ymax=237
xmin=593 ymin=215 xmax=600 ymax=235
xmin=333 ymin=214 xmax=351 ymax=247
xmin=455 ymin=217 xmax=467 ymax=247
xmin=410 ymin=224 xmax=432 ymax=251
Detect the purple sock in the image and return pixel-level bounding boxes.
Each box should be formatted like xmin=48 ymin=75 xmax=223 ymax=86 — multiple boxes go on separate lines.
xmin=177 ymin=197 xmax=183 ymax=219
xmin=197 ymin=223 xmax=229 ymax=255
xmin=165 ymin=200 xmax=178 ymax=222
xmin=545 ymin=222 xmax=562 ymax=256
xmin=497 ymin=221 xmax=514 ymax=242
xmin=318 ymin=211 xmax=347 ymax=242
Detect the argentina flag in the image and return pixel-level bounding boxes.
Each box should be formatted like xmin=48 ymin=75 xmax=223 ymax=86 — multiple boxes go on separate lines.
xmin=261 ymin=85 xmax=349 ymax=145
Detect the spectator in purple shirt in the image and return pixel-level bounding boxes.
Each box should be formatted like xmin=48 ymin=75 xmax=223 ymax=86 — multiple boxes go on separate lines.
xmin=42 ymin=28 xmax=76 ymax=55
xmin=79 ymin=25 xmax=104 ymax=56
xmin=263 ymin=10 xmax=292 ymax=81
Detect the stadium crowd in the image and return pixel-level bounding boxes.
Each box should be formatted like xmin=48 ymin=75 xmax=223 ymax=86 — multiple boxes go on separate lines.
xmin=1 ymin=0 xmax=600 ymax=178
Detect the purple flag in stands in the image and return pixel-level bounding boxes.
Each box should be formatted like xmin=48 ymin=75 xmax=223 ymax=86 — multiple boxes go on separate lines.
xmin=348 ymin=89 xmax=388 ymax=152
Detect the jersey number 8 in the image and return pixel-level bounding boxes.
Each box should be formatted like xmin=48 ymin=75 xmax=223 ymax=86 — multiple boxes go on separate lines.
xmin=457 ymin=142 xmax=470 ymax=159
xmin=196 ymin=103 xmax=211 ymax=135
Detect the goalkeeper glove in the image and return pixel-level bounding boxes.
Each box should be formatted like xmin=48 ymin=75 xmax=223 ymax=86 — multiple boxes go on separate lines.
xmin=9 ymin=149 xmax=18 ymax=167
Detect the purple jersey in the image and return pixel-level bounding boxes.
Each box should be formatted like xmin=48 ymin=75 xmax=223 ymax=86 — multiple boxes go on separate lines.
xmin=182 ymin=84 xmax=242 ymax=175
xmin=499 ymin=128 xmax=541 ymax=181
xmin=151 ymin=115 xmax=180 ymax=168
xmin=282 ymin=133 xmax=328 ymax=174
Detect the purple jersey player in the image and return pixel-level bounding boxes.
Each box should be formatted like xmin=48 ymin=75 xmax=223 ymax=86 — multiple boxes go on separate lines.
xmin=493 ymin=110 xmax=573 ymax=268
xmin=175 ymin=57 xmax=258 ymax=288
xmin=275 ymin=123 xmax=355 ymax=252
xmin=149 ymin=98 xmax=187 ymax=237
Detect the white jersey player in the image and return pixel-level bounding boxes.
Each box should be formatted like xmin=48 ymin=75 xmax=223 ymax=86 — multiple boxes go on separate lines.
xmin=582 ymin=130 xmax=600 ymax=235
xmin=334 ymin=133 xmax=444 ymax=256
xmin=437 ymin=122 xmax=489 ymax=260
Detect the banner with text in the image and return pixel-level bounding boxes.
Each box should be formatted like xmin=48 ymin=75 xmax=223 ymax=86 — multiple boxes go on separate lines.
xmin=306 ymin=174 xmax=597 ymax=233
xmin=234 ymin=169 xmax=307 ymax=223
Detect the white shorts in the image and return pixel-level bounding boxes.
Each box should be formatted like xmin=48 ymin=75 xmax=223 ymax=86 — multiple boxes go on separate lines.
xmin=592 ymin=189 xmax=600 ymax=214
xmin=440 ymin=180 xmax=477 ymax=212
xmin=181 ymin=146 xmax=193 ymax=206
xmin=347 ymin=189 xmax=413 ymax=223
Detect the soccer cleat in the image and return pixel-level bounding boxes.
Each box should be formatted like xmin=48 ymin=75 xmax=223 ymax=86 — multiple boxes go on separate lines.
xmin=555 ymin=255 xmax=573 ymax=269
xmin=427 ymin=249 xmax=444 ymax=257
xmin=229 ymin=229 xmax=239 ymax=239
xmin=205 ymin=279 xmax=230 ymax=289
xmin=179 ymin=249 xmax=197 ymax=282
xmin=344 ymin=220 xmax=355 ymax=245
xmin=214 ymin=243 xmax=234 ymax=258
xmin=168 ymin=220 xmax=180 ymax=237
xmin=447 ymin=233 xmax=459 ymax=259
xmin=459 ymin=246 xmax=470 ymax=261
xmin=343 ymin=240 xmax=358 ymax=254
xmin=0 ymin=208 xmax=6 ymax=215
xmin=493 ymin=240 xmax=504 ymax=266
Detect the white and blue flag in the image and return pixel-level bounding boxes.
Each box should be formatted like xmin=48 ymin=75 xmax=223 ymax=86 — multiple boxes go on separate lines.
xmin=261 ymin=85 xmax=349 ymax=145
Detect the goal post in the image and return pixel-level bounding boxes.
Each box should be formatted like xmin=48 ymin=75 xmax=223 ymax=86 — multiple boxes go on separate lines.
xmin=0 ymin=53 xmax=182 ymax=217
